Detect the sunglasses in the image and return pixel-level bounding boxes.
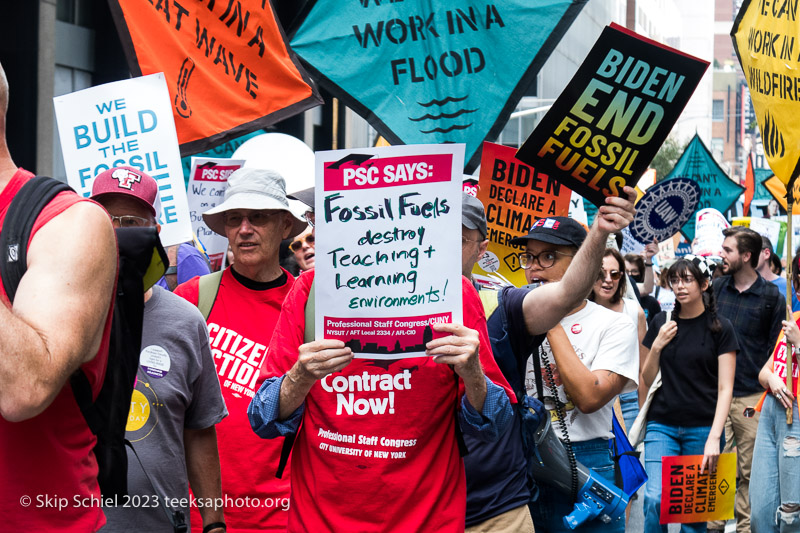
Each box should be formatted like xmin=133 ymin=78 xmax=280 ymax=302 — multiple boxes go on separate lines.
xmin=598 ymin=269 xmax=623 ymax=281
xmin=290 ymin=234 xmax=315 ymax=252
xmin=222 ymin=210 xmax=282 ymax=228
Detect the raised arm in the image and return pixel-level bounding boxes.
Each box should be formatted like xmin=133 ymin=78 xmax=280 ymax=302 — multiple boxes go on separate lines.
xmin=640 ymin=241 xmax=658 ymax=295
xmin=641 ymin=319 xmax=676 ymax=389
xmin=523 ymin=187 xmax=637 ymax=335
xmin=0 ymin=201 xmax=116 ymax=421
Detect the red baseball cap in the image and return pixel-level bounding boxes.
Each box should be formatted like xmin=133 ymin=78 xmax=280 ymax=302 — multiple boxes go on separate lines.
xmin=90 ymin=166 xmax=159 ymax=217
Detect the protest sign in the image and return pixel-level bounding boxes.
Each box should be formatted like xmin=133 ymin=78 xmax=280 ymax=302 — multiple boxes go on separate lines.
xmin=663 ymin=135 xmax=744 ymax=242
xmin=675 ymin=240 xmax=691 ymax=258
xmin=515 ymin=23 xmax=708 ymax=207
xmin=54 ymin=73 xmax=192 ymax=247
xmin=569 ymin=190 xmax=588 ymax=226
xmin=181 ymin=131 xmax=262 ymax=187
xmin=732 ymin=216 xmax=787 ymax=256
xmin=474 ymin=142 xmax=572 ymax=287
xmin=660 ymin=453 xmax=736 ymax=524
xmin=107 ymin=0 xmax=321 ymax=155
xmin=764 ymin=174 xmax=800 ymax=214
xmin=315 ymin=144 xmax=463 ymax=359
xmin=655 ymin=236 xmax=676 ymax=265
xmin=187 ymin=157 xmax=245 ymax=270
xmin=733 ymin=0 xmax=800 ymax=188
xmin=629 ymin=178 xmax=701 ymax=245
xmin=692 ymin=208 xmax=730 ymax=257
xmin=620 ymin=227 xmax=645 ymax=256
xmin=290 ymin=0 xmax=587 ymax=171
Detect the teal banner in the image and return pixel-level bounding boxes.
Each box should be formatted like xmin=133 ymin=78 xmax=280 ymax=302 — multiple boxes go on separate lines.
xmin=754 ymin=167 xmax=773 ymax=202
xmin=663 ymin=134 xmax=744 ymax=242
xmin=290 ymin=0 xmax=587 ymax=171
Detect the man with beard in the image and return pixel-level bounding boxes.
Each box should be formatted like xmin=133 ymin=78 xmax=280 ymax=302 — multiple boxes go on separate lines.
xmin=707 ymin=226 xmax=783 ymax=533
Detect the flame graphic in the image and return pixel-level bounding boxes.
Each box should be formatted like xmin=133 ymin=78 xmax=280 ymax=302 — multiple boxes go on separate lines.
xmin=763 ymin=111 xmax=785 ymax=158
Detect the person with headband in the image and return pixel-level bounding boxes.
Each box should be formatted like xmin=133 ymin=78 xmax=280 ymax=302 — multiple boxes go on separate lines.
xmin=640 ymin=255 xmax=738 ymax=533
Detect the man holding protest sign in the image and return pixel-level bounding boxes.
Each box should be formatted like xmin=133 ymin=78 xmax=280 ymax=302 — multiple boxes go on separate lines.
xmin=460 ymin=189 xmax=638 ymax=532
xmin=248 ymin=264 xmax=515 ymax=532
xmin=175 ymin=168 xmax=307 ymax=532
xmin=0 ymin=62 xmax=117 ymax=532
xmin=90 ymin=168 xmax=228 ymax=533
xmin=248 ymin=144 xmax=519 ymax=532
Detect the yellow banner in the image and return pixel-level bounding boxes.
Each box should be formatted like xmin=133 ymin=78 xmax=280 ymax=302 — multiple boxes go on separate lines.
xmin=733 ymin=2 xmax=800 ymax=184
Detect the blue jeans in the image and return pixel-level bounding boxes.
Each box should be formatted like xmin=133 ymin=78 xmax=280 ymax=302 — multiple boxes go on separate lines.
xmin=751 ymin=394 xmax=800 ymax=533
xmin=620 ymin=391 xmax=640 ymax=439
xmin=643 ymin=421 xmax=721 ymax=533
xmin=530 ymin=438 xmax=625 ymax=533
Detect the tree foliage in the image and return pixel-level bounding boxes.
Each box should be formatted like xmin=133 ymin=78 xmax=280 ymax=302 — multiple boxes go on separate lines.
xmin=651 ymin=136 xmax=685 ymax=181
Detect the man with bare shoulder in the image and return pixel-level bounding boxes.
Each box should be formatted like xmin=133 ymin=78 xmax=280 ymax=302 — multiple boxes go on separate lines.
xmin=0 ymin=63 xmax=117 ymax=532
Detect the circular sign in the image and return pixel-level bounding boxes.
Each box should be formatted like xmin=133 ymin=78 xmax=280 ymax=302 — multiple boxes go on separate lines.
xmin=629 ymin=178 xmax=701 ymax=244
xmin=140 ymin=345 xmax=171 ymax=379
xmin=478 ymin=251 xmax=500 ymax=273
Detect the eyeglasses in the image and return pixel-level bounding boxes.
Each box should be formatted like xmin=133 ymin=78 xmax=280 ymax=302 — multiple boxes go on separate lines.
xmin=669 ymin=275 xmax=696 ymax=287
xmin=518 ymin=250 xmax=573 ymax=270
xmin=461 ymin=235 xmax=483 ymax=246
xmin=598 ymin=269 xmax=623 ymax=281
xmin=304 ymin=210 xmax=315 ymax=227
xmin=290 ymin=234 xmax=315 ymax=252
xmin=222 ymin=211 xmax=282 ymax=228
xmin=109 ymin=215 xmax=152 ymax=228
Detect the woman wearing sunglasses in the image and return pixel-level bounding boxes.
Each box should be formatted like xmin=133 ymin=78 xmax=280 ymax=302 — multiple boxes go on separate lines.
xmin=290 ymin=229 xmax=315 ymax=272
xmin=640 ymin=255 xmax=737 ymax=533
xmin=750 ymin=254 xmax=800 ymax=533
xmin=590 ymin=249 xmax=647 ymax=433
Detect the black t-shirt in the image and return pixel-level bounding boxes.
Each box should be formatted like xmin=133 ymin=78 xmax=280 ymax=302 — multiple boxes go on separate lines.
xmin=643 ymin=310 xmax=739 ymax=427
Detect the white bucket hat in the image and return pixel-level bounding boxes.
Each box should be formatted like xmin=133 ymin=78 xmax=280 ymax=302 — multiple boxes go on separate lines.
xmin=203 ymin=168 xmax=307 ymax=238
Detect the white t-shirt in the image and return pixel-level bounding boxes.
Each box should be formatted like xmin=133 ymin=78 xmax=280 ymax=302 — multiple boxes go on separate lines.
xmin=654 ymin=285 xmax=675 ymax=312
xmin=525 ymin=300 xmax=639 ymax=442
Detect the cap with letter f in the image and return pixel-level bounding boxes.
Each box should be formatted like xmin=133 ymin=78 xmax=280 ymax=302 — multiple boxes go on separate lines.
xmin=90 ymin=166 xmax=160 ymax=217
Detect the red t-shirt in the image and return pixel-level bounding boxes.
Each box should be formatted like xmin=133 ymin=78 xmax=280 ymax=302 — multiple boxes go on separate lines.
xmin=266 ymin=271 xmax=515 ymax=532
xmin=175 ymin=268 xmax=294 ymax=533
xmin=0 ymin=169 xmax=112 ymax=532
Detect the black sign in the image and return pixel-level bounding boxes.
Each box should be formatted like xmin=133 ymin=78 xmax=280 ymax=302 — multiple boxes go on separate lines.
xmin=516 ymin=23 xmax=708 ymax=207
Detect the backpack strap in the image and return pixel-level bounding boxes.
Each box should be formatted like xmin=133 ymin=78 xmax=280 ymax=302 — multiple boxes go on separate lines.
xmin=759 ymin=277 xmax=779 ymax=335
xmin=126 ymin=441 xmax=188 ymax=532
xmin=0 ymin=176 xmax=73 ymax=301
xmin=197 ymin=270 xmax=224 ymax=320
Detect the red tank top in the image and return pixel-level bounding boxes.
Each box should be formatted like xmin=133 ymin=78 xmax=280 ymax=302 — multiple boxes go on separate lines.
xmin=0 ymin=169 xmax=113 ymax=532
